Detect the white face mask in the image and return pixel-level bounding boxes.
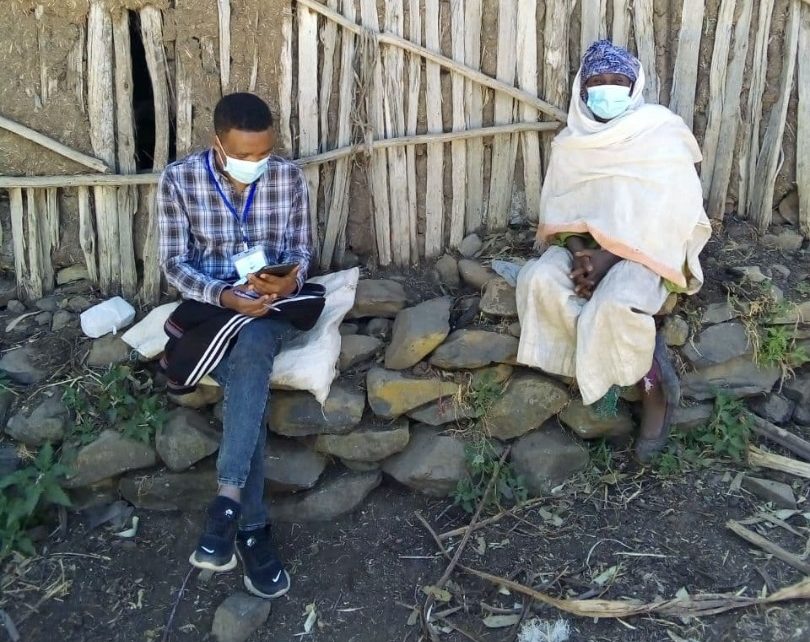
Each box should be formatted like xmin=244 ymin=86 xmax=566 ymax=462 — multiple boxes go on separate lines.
xmin=215 ymin=138 xmax=269 ymax=184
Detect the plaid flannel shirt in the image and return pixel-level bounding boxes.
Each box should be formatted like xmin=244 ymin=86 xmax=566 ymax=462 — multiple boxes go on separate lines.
xmin=157 ymin=150 xmax=312 ymax=306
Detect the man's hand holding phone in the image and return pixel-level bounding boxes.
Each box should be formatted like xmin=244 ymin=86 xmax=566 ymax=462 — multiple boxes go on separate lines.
xmin=220 ymin=287 xmax=277 ymax=317
xmin=247 ymin=263 xmax=300 ymax=298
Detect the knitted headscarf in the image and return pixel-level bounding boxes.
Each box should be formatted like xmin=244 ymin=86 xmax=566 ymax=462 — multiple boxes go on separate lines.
xmin=581 ymin=39 xmax=640 ymax=84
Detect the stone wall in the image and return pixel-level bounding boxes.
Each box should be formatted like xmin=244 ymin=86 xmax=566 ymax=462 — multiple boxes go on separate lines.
xmin=3 ymin=229 xmax=808 ymax=523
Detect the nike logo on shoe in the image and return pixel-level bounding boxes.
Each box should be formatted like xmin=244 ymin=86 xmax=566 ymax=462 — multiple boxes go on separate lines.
xmin=201 ymin=546 xmax=216 ymax=554
xmin=272 ymin=570 xmax=283 ymax=583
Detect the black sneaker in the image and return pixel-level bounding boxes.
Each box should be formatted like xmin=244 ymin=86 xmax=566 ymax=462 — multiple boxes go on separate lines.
xmin=189 ymin=496 xmax=241 ymax=571
xmin=236 ymin=527 xmax=291 ymax=599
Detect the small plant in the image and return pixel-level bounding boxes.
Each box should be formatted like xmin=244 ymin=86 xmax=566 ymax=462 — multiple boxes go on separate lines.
xmin=758 ymin=326 xmax=809 ymax=372
xmin=589 ymin=439 xmax=613 ymax=472
xmin=653 ymin=396 xmax=751 ymax=474
xmin=702 ymin=395 xmax=750 ymax=461
xmin=63 ymin=365 xmax=167 ymax=445
xmin=726 ymin=279 xmax=807 ymax=380
xmin=464 ymin=371 xmax=504 ymax=420
xmin=795 ymin=281 xmax=810 ymax=298
xmin=454 ymin=438 xmax=527 ymax=514
xmin=0 ymin=442 xmax=72 ymax=559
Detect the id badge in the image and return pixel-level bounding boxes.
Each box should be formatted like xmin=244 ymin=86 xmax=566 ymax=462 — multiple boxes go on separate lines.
xmin=232 ymin=246 xmax=268 ymax=279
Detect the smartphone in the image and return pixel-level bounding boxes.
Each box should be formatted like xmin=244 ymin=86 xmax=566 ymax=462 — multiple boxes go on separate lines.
xmin=256 ymin=262 xmax=298 ymax=277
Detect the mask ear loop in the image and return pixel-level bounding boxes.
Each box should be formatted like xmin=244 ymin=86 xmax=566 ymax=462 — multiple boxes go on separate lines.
xmin=213 ymin=136 xmax=228 ymax=168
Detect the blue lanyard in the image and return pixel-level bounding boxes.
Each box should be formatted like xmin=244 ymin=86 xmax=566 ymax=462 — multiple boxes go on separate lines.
xmin=205 ymin=151 xmax=258 ymax=247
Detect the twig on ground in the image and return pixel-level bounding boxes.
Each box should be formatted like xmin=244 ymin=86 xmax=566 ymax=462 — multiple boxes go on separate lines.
xmin=438 ymin=497 xmax=546 ymax=541
xmin=420 ymin=446 xmax=511 ymax=642
xmin=418 ymin=515 xmax=810 ymax=619
xmin=726 ymin=520 xmax=810 ymax=574
xmin=161 ymin=567 xmax=196 ymax=642
xmin=748 ymin=414 xmax=810 ymax=462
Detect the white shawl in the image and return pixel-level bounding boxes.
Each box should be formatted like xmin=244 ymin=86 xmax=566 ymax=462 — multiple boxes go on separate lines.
xmin=537 ymin=65 xmax=711 ymax=293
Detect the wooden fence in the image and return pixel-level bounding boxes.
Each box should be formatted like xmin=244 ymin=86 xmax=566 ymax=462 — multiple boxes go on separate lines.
xmin=1 ymin=0 xmax=809 ymax=305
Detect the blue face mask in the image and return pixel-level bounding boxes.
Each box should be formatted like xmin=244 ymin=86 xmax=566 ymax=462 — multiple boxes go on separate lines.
xmin=586 ymin=85 xmax=633 ymax=120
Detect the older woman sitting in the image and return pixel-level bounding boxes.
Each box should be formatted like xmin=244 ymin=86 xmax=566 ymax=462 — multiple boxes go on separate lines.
xmin=516 ymin=40 xmax=711 ymax=462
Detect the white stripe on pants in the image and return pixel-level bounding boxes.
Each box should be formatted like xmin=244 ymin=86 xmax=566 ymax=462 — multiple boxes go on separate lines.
xmin=516 ymin=245 xmax=668 ymax=405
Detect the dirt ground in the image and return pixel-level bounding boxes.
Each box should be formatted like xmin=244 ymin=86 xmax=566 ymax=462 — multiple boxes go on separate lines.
xmin=2 ymin=457 xmax=809 ymax=642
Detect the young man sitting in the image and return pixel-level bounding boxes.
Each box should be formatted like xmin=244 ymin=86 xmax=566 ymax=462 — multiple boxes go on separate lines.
xmin=157 ymin=92 xmax=313 ymax=598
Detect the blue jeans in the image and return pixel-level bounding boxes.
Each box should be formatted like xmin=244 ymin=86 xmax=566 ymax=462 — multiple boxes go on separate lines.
xmin=208 ymin=316 xmax=298 ymax=531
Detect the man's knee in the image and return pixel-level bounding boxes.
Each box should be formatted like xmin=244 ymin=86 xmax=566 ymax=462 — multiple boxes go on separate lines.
xmin=234 ymin=318 xmax=291 ymax=358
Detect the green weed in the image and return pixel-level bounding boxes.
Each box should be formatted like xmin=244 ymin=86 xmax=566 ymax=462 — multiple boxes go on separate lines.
xmin=652 ymin=395 xmax=751 ymax=475
xmin=589 ymin=439 xmax=613 ymax=472
xmin=0 ymin=442 xmax=72 ymax=559
xmin=464 ymin=371 xmax=504 ymax=419
xmin=63 ymin=365 xmax=166 ymax=446
xmin=726 ymin=279 xmax=807 ymax=379
xmin=758 ymin=326 xmax=809 ymax=371
xmin=454 ymin=438 xmax=527 ymax=514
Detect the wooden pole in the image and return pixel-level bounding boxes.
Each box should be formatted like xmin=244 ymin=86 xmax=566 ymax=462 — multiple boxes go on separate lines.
xmin=359 ymin=0 xmax=393 ymax=266
xmin=78 ymin=186 xmax=98 ymax=284
xmin=738 ymin=0 xmax=776 ymax=219
xmin=217 ymin=0 xmax=231 ymax=94
xmin=706 ymin=0 xmax=753 ymax=221
xmin=406 ymin=0 xmax=422 ymax=259
xmin=517 ymin=0 xmax=541 ymax=224
xmin=543 ymin=0 xmax=573 ymax=164
xmin=0 ymin=123 xmax=561 ymax=188
xmin=633 ymin=0 xmax=659 ymax=104
xmin=25 ymin=190 xmax=44 ymax=300
xmin=279 ymin=6 xmax=294 ymax=154
xmin=298 ymin=3 xmax=321 ymax=251
xmin=611 ymin=0 xmax=630 ymax=48
xmin=319 ymin=0 xmax=340 ymax=153
xmin=140 ymin=7 xmax=170 ymax=170
xmin=317 ymin=0 xmax=340 ymax=251
xmin=487 ymin=0 xmax=519 ymax=231
xmin=113 ymin=10 xmax=139 ymax=299
xmin=297 ymin=0 xmax=567 ymax=123
xmin=140 ymin=5 xmax=172 ymax=305
xmin=140 ymin=187 xmax=161 ymax=305
xmin=448 ymin=0 xmax=466 ymax=249
xmin=320 ymin=0 xmax=357 ymax=270
xmin=423 ymin=0 xmax=443 ymax=259
xmin=701 ymin=0 xmax=737 ymax=200
xmin=669 ymin=0 xmax=705 ymax=130
xmin=580 ymin=0 xmax=606 ymax=53
xmin=0 ymin=115 xmax=109 ymax=174
xmin=383 ymin=0 xmax=411 ymax=265
xmin=749 ymin=1 xmax=800 ymax=232
xmin=88 ymin=1 xmax=119 ymax=295
xmin=464 ymin=0 xmax=484 ymax=234
xmin=9 ymin=188 xmax=27 ymax=299
xmin=38 ymin=189 xmax=55 ymax=293
xmin=176 ymin=54 xmax=193 ymax=157
xmin=798 ymin=2 xmax=810 ymax=236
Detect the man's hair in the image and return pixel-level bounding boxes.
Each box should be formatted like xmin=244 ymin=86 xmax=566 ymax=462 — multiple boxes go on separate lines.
xmin=214 ymin=93 xmax=273 ymax=134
